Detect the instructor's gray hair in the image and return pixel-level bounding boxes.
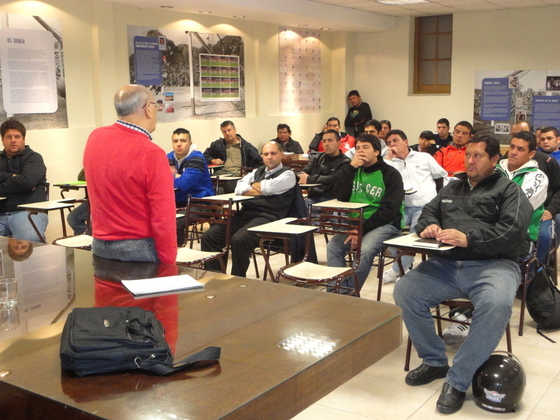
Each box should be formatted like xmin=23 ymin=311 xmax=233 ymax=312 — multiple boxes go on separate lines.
xmin=114 ymin=85 xmax=150 ymax=117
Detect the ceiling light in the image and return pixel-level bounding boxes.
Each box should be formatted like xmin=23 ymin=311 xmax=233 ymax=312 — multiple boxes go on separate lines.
xmin=377 ymin=0 xmax=428 ymax=4
xmin=198 ymin=11 xmax=212 ymax=14
xmin=321 ymin=27 xmax=331 ymax=31
xmin=298 ymin=24 xmax=309 ymax=27
xmin=233 ymin=15 xmax=246 ymax=19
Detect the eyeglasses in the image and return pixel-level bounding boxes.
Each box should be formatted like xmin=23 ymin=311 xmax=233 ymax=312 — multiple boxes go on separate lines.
xmin=143 ymin=101 xmax=157 ymax=109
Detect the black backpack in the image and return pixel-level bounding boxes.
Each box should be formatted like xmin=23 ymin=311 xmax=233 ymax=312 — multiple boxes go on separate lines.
xmin=526 ymin=266 xmax=560 ymax=342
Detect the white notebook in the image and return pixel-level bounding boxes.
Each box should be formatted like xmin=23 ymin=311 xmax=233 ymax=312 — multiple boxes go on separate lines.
xmin=122 ymin=275 xmax=204 ymax=297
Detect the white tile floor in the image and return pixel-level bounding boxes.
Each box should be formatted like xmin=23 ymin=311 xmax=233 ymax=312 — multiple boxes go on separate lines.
xmin=238 ymin=235 xmax=560 ymax=420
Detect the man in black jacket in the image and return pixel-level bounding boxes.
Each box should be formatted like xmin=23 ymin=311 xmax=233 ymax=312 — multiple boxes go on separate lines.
xmin=394 ymin=135 xmax=532 ymax=415
xmin=298 ymin=130 xmax=349 ymax=204
xmin=0 ymin=119 xmax=47 ymax=241
xmin=203 ymin=120 xmax=262 ymax=176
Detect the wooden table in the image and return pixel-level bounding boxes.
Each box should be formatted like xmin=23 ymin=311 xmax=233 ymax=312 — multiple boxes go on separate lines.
xmin=0 ymin=239 xmax=402 ymax=420
xmin=313 ymin=199 xmax=369 ymax=209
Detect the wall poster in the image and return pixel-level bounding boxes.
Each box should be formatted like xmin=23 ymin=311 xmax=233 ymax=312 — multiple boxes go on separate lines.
xmin=0 ymin=13 xmax=67 ymax=130
xmin=474 ymin=70 xmax=560 ymax=143
xmin=279 ymin=28 xmax=321 ymax=115
xmin=128 ymin=26 xmax=245 ymax=122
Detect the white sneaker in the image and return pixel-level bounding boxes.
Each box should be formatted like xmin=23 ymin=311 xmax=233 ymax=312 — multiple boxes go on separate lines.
xmin=382 ymin=269 xmax=400 ymax=284
xmin=443 ymin=313 xmax=471 ymax=344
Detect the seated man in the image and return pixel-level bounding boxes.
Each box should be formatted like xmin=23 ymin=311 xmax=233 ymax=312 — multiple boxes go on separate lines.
xmin=203 ymin=120 xmax=262 ymax=177
xmin=67 ymin=169 xmax=90 ymax=235
xmin=383 ymin=129 xmax=447 ymax=283
xmin=168 ymin=128 xmax=215 ymax=246
xmin=0 ymin=119 xmax=48 ymax=241
xmin=327 ymin=134 xmax=404 ymax=292
xmin=434 ymin=120 xmax=474 ymax=176
xmin=308 ymin=117 xmax=355 ymax=154
xmin=201 ymin=141 xmax=296 ymax=277
xmin=270 ymin=123 xmax=304 ymax=154
xmin=433 ymin=118 xmax=453 ymax=148
xmin=394 ymin=135 xmax=532 ymax=415
xmin=410 ymin=130 xmax=441 ymax=155
xmin=345 ymin=119 xmax=385 ymax=160
xmin=298 ymin=130 xmax=350 ymax=205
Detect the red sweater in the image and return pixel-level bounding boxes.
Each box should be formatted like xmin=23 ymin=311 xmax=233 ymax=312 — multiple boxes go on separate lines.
xmin=434 ymin=144 xmax=467 ymax=176
xmin=84 ymin=123 xmax=177 ymax=264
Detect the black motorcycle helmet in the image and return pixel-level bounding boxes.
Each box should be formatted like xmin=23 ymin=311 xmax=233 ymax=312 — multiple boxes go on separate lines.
xmin=472 ymin=351 xmax=526 ymax=413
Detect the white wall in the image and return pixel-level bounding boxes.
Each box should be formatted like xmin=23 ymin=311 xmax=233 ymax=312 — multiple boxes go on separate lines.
xmin=351 ymin=6 xmax=560 ymax=141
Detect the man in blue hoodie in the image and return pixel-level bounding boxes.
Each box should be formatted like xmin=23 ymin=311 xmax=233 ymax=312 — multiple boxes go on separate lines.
xmin=168 ymin=128 xmax=214 ymax=246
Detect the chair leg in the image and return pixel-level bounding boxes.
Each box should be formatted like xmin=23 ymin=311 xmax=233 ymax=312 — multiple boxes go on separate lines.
xmin=404 ymin=337 xmax=412 ymax=371
xmin=376 ymin=251 xmax=384 ymax=301
xmin=506 ymin=322 xmax=512 ymax=353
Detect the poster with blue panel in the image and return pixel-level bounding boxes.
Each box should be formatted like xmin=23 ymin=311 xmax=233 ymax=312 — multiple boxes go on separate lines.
xmin=133 ymin=36 xmax=163 ymax=86
xmin=474 ymin=70 xmax=560 ymax=144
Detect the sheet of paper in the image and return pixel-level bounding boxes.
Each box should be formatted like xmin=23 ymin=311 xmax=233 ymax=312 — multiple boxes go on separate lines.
xmin=122 ymin=274 xmax=203 ymax=296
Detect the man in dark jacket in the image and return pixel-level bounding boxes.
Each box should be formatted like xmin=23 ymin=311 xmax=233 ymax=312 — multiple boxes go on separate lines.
xmin=394 ymin=135 xmax=532 ymax=415
xmin=270 ymin=123 xmax=304 ymax=154
xmin=298 ymin=130 xmax=349 ymax=204
xmin=203 ymin=120 xmax=262 ymax=176
xmin=0 ymin=119 xmax=47 ymax=241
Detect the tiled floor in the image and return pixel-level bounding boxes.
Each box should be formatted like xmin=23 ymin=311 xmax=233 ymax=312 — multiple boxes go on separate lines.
xmin=239 ymin=235 xmax=560 ymax=420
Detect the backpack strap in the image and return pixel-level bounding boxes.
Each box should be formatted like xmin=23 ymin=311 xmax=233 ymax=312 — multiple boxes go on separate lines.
xmin=139 ymin=346 xmax=221 ymax=375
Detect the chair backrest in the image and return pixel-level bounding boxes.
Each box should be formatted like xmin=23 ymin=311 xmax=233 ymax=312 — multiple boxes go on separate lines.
xmin=310 ymin=204 xmax=364 ymax=268
xmin=183 ymin=196 xmax=233 ymax=252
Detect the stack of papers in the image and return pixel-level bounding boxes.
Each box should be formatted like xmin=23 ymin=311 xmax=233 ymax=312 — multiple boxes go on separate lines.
xmin=122 ymin=275 xmax=204 ymax=297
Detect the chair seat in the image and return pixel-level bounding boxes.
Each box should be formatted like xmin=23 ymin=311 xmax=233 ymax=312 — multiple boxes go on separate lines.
xmin=282 ymin=261 xmax=352 ymax=281
xmin=176 ymin=247 xmax=221 ymax=264
xmin=53 ymin=235 xmax=93 ymax=248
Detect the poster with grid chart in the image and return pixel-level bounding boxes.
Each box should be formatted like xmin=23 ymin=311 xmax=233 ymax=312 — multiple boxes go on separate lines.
xmin=279 ymin=28 xmax=321 ymax=115
xmin=200 ymin=54 xmax=241 ymax=102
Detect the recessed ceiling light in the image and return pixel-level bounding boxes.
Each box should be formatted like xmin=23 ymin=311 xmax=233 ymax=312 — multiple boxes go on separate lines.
xmin=199 ymin=11 xmax=212 ymax=14
xmin=377 ymin=0 xmax=428 ymax=4
xmin=321 ymin=27 xmax=331 ymax=31
xmin=298 ymin=24 xmax=309 ymax=27
xmin=160 ymin=5 xmax=173 ymax=8
xmin=233 ymin=15 xmax=246 ymax=19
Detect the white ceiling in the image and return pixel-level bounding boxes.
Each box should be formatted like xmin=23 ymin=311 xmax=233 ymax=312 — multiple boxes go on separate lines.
xmin=102 ymin=0 xmax=560 ymax=32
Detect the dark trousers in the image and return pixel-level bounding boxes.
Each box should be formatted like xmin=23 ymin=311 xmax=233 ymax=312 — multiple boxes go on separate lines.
xmin=201 ymin=211 xmax=274 ymax=277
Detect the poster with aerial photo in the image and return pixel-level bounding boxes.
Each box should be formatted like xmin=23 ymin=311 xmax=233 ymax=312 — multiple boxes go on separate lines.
xmin=474 ymin=70 xmax=560 ymax=144
xmin=128 ymin=26 xmax=245 ymax=121
xmin=0 ymin=13 xmax=67 ymax=130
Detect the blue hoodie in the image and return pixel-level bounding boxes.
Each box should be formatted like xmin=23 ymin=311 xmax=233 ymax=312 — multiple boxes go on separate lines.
xmin=167 ymin=144 xmax=214 ymax=205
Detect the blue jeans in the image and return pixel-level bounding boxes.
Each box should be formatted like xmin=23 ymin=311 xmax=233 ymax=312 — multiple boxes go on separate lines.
xmin=327 ymin=224 xmax=401 ymax=291
xmin=393 ymin=256 xmax=520 ymax=392
xmin=389 ymin=206 xmax=423 ymax=273
xmin=0 ymin=211 xmax=48 ymax=242
xmin=537 ymin=219 xmax=554 ymax=263
xmin=92 ymin=237 xmax=159 ymax=263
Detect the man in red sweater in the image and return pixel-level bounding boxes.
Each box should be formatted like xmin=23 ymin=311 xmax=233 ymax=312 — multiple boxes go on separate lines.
xmin=434 ymin=121 xmax=474 ymax=176
xmin=83 ymin=85 xmax=177 ymax=264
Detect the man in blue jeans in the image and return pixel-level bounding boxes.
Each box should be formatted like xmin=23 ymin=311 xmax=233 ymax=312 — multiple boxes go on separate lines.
xmin=327 ymin=134 xmax=404 ymax=292
xmin=394 ymin=135 xmax=532 ymax=415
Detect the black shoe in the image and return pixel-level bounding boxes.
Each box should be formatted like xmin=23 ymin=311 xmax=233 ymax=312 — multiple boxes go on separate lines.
xmin=436 ymin=383 xmax=466 ymax=415
xmin=405 ymin=363 xmax=449 ymax=386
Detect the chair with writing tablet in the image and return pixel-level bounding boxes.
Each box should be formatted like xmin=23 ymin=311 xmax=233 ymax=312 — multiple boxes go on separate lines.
xmin=275 ymin=205 xmax=364 ymax=297
xmin=176 ymin=196 xmax=233 ymax=273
